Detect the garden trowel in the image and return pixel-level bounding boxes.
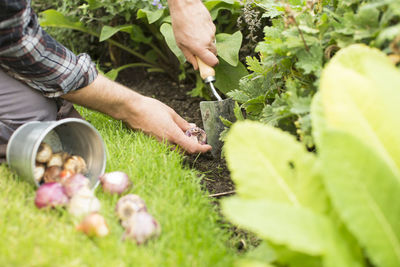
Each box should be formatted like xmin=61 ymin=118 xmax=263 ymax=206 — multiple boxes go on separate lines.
xmin=197 ymin=57 xmax=235 ymax=158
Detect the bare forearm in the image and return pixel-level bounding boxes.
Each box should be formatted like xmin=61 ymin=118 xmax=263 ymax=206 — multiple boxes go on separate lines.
xmin=61 ymin=75 xmax=141 ymax=121
xmin=61 ymin=74 xmax=211 ymax=153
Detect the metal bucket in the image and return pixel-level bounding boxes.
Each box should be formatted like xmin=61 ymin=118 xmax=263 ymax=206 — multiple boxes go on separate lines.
xmin=6 ymin=118 xmax=106 ymax=188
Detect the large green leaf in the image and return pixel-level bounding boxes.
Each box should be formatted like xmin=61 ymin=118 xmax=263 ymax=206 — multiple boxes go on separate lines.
xmin=235 ymin=259 xmax=275 ymax=267
xmin=216 ymin=31 xmax=243 ymax=66
xmin=224 ymin=197 xmax=361 ymax=267
xmin=319 ymin=130 xmax=400 ymax=267
xmin=129 ymin=25 xmax=152 ymax=44
xmin=204 ymin=0 xmax=240 ymax=20
xmin=99 ymin=25 xmax=133 ymax=42
xmin=312 ymin=44 xmax=400 ymax=267
xmin=204 ymin=0 xmax=237 ymax=10
xmin=315 ymin=44 xmax=400 ymax=173
xmin=159 ymin=23 xmax=185 ymax=64
xmin=99 ymin=25 xmax=152 ymax=44
xmin=214 ymin=59 xmax=248 ymax=94
xmin=222 ymin=197 xmax=329 ymax=255
xmin=224 ymin=121 xmax=328 ymax=214
xmin=39 ymin=10 xmax=90 ymax=33
xmin=137 ymin=9 xmax=164 ymax=24
xmin=223 ymin=121 xmax=364 ymax=267
xmin=209 ymin=3 xmax=237 ymax=20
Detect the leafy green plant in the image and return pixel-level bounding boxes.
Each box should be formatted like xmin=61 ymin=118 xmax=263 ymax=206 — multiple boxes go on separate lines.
xmin=35 ymin=0 xmax=248 ymax=95
xmin=228 ymin=0 xmax=400 ymax=147
xmin=222 ymin=44 xmax=400 ymax=267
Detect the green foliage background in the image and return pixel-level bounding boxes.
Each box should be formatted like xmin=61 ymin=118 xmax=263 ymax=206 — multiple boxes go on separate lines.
xmin=230 ymin=0 xmax=400 ymax=147
xmin=23 ymin=2 xmax=400 ymax=266
xmin=223 ymin=44 xmax=400 ymax=267
xmin=32 ymin=0 xmax=247 ymax=97
xmin=32 ymin=0 xmax=400 ymax=146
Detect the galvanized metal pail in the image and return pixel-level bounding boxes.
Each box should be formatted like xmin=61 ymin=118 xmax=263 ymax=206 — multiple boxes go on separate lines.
xmin=6 ymin=118 xmax=106 ymax=188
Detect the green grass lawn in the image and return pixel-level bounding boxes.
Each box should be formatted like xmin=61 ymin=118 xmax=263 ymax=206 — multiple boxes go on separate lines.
xmin=0 ymin=107 xmax=237 ymax=267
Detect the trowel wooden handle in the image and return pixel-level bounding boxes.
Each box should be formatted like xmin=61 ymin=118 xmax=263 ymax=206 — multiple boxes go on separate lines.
xmin=196 ymin=56 xmax=215 ymax=80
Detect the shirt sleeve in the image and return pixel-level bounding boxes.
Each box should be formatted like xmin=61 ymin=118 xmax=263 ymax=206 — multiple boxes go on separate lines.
xmin=0 ymin=0 xmax=98 ymax=97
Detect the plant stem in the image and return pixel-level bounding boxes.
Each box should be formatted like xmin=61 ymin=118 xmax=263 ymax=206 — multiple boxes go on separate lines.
xmin=116 ymin=63 xmax=159 ymax=71
xmin=292 ymin=18 xmax=309 ymax=52
xmin=106 ymin=39 xmax=156 ymax=65
xmin=208 ymin=190 xmax=236 ymax=197
xmin=58 ymin=27 xmax=162 ymax=68
xmin=148 ymin=42 xmax=169 ymax=63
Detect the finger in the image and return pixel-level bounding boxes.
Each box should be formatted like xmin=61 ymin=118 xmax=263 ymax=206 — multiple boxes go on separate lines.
xmin=169 ymin=126 xmax=212 ymax=153
xmin=208 ymin=42 xmax=217 ymax=56
xmin=196 ymin=49 xmax=218 ymax=67
xmin=181 ymin=48 xmax=198 ymax=70
xmin=181 ymin=137 xmax=212 ymax=154
xmin=172 ymin=112 xmax=192 ymax=131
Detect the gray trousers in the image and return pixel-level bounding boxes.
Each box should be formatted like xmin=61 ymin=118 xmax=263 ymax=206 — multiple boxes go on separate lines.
xmin=0 ymin=69 xmax=81 ymax=162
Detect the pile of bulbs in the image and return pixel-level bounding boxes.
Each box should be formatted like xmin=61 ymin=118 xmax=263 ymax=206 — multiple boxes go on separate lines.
xmin=34 ymin=142 xmax=87 ymax=184
xmin=33 ymin=142 xmax=160 ymax=244
xmin=115 ymin=193 xmax=160 ymax=244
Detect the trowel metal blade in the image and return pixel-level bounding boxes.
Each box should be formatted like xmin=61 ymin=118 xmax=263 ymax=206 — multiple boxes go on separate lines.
xmin=200 ymin=98 xmax=235 ymax=158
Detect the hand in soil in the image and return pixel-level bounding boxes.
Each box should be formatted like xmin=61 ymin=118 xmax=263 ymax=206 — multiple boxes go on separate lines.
xmin=185 ymin=127 xmax=207 ymax=145
xmin=126 ymin=96 xmax=212 ymax=154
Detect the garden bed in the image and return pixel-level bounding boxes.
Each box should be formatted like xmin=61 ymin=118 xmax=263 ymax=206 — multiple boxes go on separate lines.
xmin=117 ymin=68 xmax=235 ymax=197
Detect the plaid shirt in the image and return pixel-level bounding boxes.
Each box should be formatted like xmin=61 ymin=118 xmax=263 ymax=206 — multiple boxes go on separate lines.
xmin=0 ymin=0 xmax=97 ymax=97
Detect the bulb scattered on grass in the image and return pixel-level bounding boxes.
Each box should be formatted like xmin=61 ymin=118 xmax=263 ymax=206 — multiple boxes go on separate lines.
xmin=35 ymin=182 xmax=69 ymax=209
xmin=100 ymin=171 xmax=132 ymax=194
xmin=76 ymin=213 xmax=109 ymax=237
xmin=36 ymin=143 xmax=52 ymax=163
xmin=122 ymin=212 xmax=161 ymax=244
xmin=63 ymin=173 xmax=90 ymax=198
xmin=185 ymin=127 xmax=207 ymax=145
xmin=32 ymin=147 xmax=160 ymax=244
xmin=115 ymin=194 xmax=147 ymax=222
xmin=68 ymin=187 xmax=101 ymax=217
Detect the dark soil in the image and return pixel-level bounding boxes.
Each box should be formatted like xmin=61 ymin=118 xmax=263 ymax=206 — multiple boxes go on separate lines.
xmin=118 ymin=69 xmax=235 ymax=197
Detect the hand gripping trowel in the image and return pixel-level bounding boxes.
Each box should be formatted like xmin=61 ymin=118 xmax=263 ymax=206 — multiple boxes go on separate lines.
xmin=197 ymin=57 xmax=236 ymax=158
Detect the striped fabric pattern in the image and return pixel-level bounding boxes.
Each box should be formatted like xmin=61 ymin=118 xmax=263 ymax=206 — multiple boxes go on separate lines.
xmin=0 ymin=0 xmax=97 ymax=97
